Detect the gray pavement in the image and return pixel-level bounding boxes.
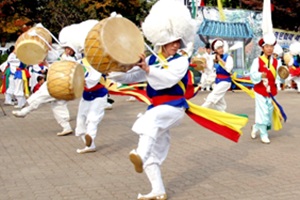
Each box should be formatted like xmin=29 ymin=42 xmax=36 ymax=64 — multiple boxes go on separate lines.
xmin=0 ymin=90 xmax=300 ymax=200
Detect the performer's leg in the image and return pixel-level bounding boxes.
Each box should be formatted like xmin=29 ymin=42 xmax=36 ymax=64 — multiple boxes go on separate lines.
xmin=137 ymin=130 xmax=169 ymax=200
xmin=15 ymin=96 xmax=26 ymax=108
xmin=251 ymin=124 xmax=260 ymax=139
xmin=76 ymin=96 xmax=106 ymax=154
xmin=4 ymin=75 xmax=15 ymax=105
xmin=51 ymin=100 xmax=72 ymax=136
xmin=13 ymin=79 xmax=26 ymax=108
xmin=214 ymin=97 xmax=227 ymax=112
xmin=138 ymin=164 xmax=166 ymax=200
xmin=130 ymin=106 xmax=184 ymax=173
xmin=4 ymin=93 xmax=14 ymax=105
xmin=256 ymin=124 xmax=270 ymax=144
xmin=201 ymin=82 xmax=230 ymax=111
xmin=12 ymin=83 xmax=55 ymax=117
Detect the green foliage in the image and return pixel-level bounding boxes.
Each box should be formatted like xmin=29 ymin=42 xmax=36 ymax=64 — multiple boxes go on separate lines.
xmin=0 ymin=54 xmax=8 ymax=65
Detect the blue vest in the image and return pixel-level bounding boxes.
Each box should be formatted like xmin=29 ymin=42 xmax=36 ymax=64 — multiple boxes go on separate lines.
xmin=147 ymin=54 xmax=189 ymax=110
xmin=82 ymin=66 xmax=108 ymax=101
xmin=214 ymin=54 xmax=231 ymax=84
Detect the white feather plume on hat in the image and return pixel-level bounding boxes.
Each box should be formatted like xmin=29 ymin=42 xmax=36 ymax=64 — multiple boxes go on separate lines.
xmin=289 ymin=42 xmax=300 ymax=56
xmin=273 ymin=44 xmax=283 ymax=56
xmin=142 ymin=0 xmax=196 ymax=52
xmin=59 ymin=19 xmax=98 ymax=53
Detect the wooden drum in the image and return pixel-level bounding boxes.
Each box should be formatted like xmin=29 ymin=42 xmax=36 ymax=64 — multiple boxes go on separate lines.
xmin=47 ymin=61 xmax=85 ymax=100
xmin=15 ymin=27 xmax=52 ymax=65
xmin=84 ymin=17 xmax=144 ymax=74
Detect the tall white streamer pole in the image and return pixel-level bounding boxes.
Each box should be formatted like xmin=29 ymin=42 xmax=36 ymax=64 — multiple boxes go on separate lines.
xmin=262 ymin=0 xmax=273 ymax=35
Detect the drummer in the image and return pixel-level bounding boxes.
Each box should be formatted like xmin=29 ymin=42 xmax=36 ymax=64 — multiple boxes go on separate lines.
xmin=75 ymin=58 xmax=108 ymax=154
xmin=12 ymin=44 xmax=75 ymax=136
xmin=249 ymin=33 xmax=280 ymax=144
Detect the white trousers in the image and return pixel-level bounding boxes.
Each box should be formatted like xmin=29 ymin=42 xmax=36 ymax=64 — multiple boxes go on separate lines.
xmin=202 ymin=81 xmax=231 ymax=112
xmin=132 ymin=105 xmax=185 ymax=195
xmin=75 ymin=95 xmax=107 ymax=143
xmin=21 ymin=81 xmax=71 ymax=131
xmin=5 ymin=75 xmax=15 ymax=104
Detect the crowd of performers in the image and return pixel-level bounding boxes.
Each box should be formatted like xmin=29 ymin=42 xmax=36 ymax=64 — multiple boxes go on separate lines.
xmin=1 ymin=0 xmax=299 ymax=199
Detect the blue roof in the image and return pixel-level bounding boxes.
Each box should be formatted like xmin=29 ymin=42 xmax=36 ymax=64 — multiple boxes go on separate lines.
xmin=197 ymin=20 xmax=253 ymax=39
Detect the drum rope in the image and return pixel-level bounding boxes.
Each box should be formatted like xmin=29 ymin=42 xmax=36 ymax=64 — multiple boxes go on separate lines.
xmin=28 ymin=30 xmax=56 ymax=53
xmin=144 ymin=42 xmax=168 ymax=66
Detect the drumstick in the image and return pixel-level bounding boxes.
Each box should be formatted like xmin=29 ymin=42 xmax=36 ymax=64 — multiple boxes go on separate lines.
xmin=36 ymin=23 xmax=62 ymax=46
xmin=144 ymin=42 xmax=168 ymax=66
xmin=27 ymin=30 xmax=60 ymax=58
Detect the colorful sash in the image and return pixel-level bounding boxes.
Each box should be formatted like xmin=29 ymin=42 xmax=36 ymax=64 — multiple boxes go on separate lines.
xmin=218 ymin=59 xmax=255 ymax=98
xmin=160 ymin=53 xmax=248 ymax=142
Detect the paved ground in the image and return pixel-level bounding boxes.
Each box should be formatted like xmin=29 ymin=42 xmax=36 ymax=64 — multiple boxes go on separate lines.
xmin=0 ymin=90 xmax=300 ymax=200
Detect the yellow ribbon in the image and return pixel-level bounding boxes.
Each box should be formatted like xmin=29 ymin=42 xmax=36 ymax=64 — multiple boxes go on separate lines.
xmin=218 ymin=59 xmax=255 ymax=98
xmin=22 ymin=70 xmax=30 ymax=97
xmin=82 ymin=57 xmax=106 ymax=86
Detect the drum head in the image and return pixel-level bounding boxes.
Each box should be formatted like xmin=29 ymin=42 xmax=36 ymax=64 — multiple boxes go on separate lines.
xmin=278 ymin=66 xmax=289 ymax=79
xmin=16 ymin=40 xmax=47 ymax=65
xmin=72 ymin=64 xmax=85 ymax=98
xmin=102 ymin=17 xmax=144 ymax=65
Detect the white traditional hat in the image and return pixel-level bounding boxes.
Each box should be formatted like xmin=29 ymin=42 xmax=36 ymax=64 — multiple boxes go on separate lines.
xmin=211 ymin=38 xmax=224 ymax=51
xmin=289 ymin=42 xmax=300 ymax=56
xmin=142 ymin=0 xmax=196 ymax=52
xmin=273 ymin=44 xmax=283 ymax=56
xmin=258 ymin=33 xmax=277 ymax=47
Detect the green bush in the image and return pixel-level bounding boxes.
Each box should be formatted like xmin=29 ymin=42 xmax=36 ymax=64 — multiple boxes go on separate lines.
xmin=0 ymin=54 xmax=8 ymax=65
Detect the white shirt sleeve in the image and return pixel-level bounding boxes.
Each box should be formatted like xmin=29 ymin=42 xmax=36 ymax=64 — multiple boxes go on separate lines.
xmin=224 ymin=55 xmax=234 ymax=73
xmin=84 ymin=65 xmax=102 ymax=89
xmin=108 ymin=66 xmax=147 ymax=84
xmin=0 ymin=61 xmax=7 ymax=72
xmin=147 ymin=56 xmax=189 ymax=90
xmin=250 ymin=58 xmax=262 ymax=84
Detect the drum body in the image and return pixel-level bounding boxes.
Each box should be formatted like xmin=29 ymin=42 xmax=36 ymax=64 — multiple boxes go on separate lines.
xmin=15 ymin=27 xmax=52 ymax=65
xmin=47 ymin=61 xmax=84 ymax=100
xmin=278 ymin=66 xmax=289 ymax=79
xmin=84 ymin=17 xmax=144 ymax=74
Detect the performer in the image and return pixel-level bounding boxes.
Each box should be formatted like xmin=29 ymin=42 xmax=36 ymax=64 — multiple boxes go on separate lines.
xmin=197 ymin=43 xmax=216 ymax=91
xmin=273 ymin=44 xmax=284 ymax=91
xmin=201 ymin=38 xmax=233 ymax=112
xmin=250 ymin=33 xmax=278 ymax=144
xmin=286 ymin=42 xmax=300 ymax=92
xmin=109 ymin=1 xmax=195 ymax=199
xmin=75 ymin=60 xmax=108 ymax=154
xmin=13 ymin=61 xmax=30 ymax=108
xmin=12 ymin=46 xmax=74 ymax=136
xmin=32 ymin=76 xmax=45 ymax=93
xmin=3 ymin=51 xmax=18 ymax=106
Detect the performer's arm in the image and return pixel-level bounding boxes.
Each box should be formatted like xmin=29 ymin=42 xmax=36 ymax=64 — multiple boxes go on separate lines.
xmin=250 ymin=58 xmax=264 ymax=84
xmin=146 ymin=56 xmax=189 ymax=90
xmin=108 ymin=66 xmax=147 ymax=84
xmin=223 ymin=55 xmax=234 ymax=73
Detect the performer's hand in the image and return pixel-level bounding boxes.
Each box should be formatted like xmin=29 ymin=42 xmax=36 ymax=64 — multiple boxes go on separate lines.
xmin=137 ymin=53 xmax=149 ymax=74
xmin=261 ymin=72 xmax=267 ymax=78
